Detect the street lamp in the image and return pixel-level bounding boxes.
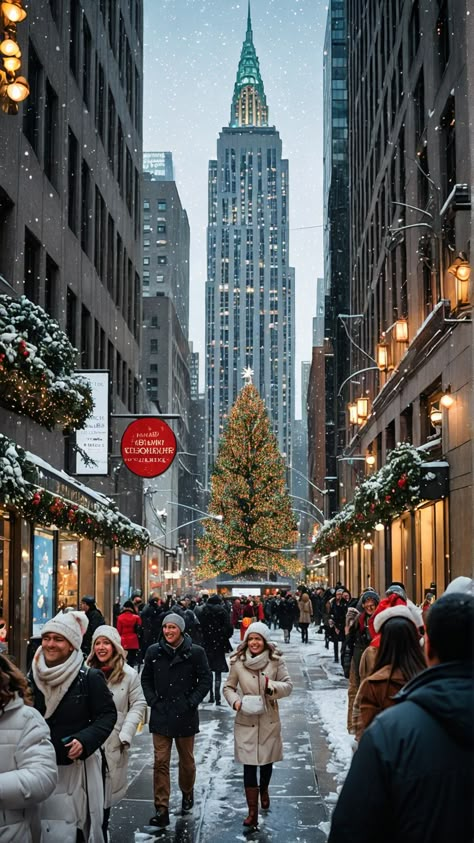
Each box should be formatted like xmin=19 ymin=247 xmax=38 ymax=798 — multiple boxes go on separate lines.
xmin=288 ymin=465 xmax=328 ymax=495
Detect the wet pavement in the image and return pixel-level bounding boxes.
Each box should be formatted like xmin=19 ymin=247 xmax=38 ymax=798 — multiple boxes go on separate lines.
xmin=109 ymin=628 xmax=348 ymax=842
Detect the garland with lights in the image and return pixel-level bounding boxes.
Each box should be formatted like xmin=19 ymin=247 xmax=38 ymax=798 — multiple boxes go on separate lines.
xmin=314 ymin=443 xmax=424 ymax=555
xmin=0 ymin=433 xmax=149 ymax=551
xmin=198 ymin=384 xmax=300 ymax=577
xmin=0 ymin=294 xmax=93 ymax=430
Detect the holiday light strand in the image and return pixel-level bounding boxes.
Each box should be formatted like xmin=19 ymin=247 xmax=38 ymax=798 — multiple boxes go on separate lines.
xmin=0 ymin=294 xmax=93 ymax=430
xmin=0 ymin=432 xmax=149 ymax=551
xmin=314 ymin=443 xmax=424 ymax=555
xmin=198 ymin=384 xmax=299 ymax=578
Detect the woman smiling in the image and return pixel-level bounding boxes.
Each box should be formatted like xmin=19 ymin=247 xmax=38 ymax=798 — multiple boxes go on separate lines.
xmin=223 ymin=621 xmax=293 ymax=831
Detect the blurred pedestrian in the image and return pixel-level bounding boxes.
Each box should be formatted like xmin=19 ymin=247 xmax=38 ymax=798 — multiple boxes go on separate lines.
xmin=87 ymin=625 xmax=147 ymax=837
xmin=80 ymin=596 xmax=105 ymax=657
xmin=329 ymin=588 xmax=348 ymax=663
xmin=277 ymin=592 xmax=297 ymax=643
xmin=29 ymin=610 xmax=117 ymax=842
xmin=343 ymin=590 xmax=379 ymax=733
xmin=140 ymin=594 xmax=163 ymax=655
xmin=117 ymin=599 xmax=142 ymax=667
xmin=352 ymin=606 xmax=426 ymax=741
xmin=199 ymin=594 xmax=233 ymax=705
xmin=230 ymin=597 xmax=243 ymax=631
xmin=0 ymin=653 xmax=57 ymax=842
xmin=298 ymin=591 xmax=313 ymax=643
xmin=223 ymin=622 xmax=293 ymax=830
xmin=141 ymin=613 xmax=211 ymax=829
xmin=328 ymin=593 xmax=474 ymax=843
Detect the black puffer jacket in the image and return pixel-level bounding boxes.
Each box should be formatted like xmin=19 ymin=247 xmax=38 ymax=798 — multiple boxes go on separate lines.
xmin=30 ymin=666 xmax=117 ymax=766
xmin=199 ymin=599 xmax=233 ymax=672
xmin=81 ymin=606 xmax=106 ymax=655
xmin=141 ymin=633 xmax=211 ymax=737
xmin=329 ymin=661 xmax=474 ymax=843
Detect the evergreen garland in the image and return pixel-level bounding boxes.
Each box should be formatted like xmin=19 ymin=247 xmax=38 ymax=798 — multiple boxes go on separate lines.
xmin=0 ymin=295 xmax=93 ymax=430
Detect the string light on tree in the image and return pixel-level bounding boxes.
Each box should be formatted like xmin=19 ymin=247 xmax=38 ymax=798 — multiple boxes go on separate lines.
xmin=198 ymin=383 xmax=299 ymax=578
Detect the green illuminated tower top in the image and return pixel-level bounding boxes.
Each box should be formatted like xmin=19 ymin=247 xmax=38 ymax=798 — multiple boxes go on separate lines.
xmin=230 ymin=2 xmax=269 ymax=127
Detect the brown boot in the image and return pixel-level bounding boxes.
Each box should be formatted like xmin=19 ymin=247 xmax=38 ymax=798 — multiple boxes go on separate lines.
xmin=260 ymin=785 xmax=270 ymax=810
xmin=243 ymin=786 xmax=259 ymax=829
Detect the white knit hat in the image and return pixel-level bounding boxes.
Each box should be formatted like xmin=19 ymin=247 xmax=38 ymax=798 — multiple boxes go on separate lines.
xmin=41 ymin=611 xmax=89 ymax=651
xmin=91 ymin=624 xmax=127 ymax=659
xmin=243 ymin=621 xmax=270 ymax=642
xmin=373 ymin=601 xmax=422 ymax=634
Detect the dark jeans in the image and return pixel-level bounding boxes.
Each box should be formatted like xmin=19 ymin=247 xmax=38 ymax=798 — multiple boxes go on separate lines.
xmin=243 ymin=763 xmax=273 ymax=789
xmin=300 ymin=622 xmax=309 ymax=643
xmin=208 ymin=670 xmax=222 ymax=702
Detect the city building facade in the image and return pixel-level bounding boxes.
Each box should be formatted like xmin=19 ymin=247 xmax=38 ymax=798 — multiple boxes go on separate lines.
xmin=141 ymin=158 xmax=192 ymax=595
xmin=324 ymin=0 xmax=473 ymax=597
xmin=0 ymin=0 xmax=145 ymax=666
xmin=206 ymin=7 xmax=295 ymax=479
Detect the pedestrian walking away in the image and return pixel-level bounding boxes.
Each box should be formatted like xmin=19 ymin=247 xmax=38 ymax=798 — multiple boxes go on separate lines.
xmin=198 ymin=593 xmax=233 ymax=704
xmin=87 ymin=625 xmax=147 ymax=838
xmin=0 ymin=653 xmax=57 ymax=842
xmin=328 ymin=592 xmax=474 ymax=843
xmin=223 ymin=621 xmax=293 ymax=831
xmin=116 ymin=599 xmax=142 ymax=667
xmin=80 ymin=596 xmax=106 ymax=657
xmin=29 ymin=610 xmax=117 ymax=842
xmin=297 ymin=590 xmax=313 ymax=643
xmin=141 ymin=612 xmax=211 ymax=829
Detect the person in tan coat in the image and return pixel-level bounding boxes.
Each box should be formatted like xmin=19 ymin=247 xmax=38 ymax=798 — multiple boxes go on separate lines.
xmin=297 ymin=591 xmax=313 ymax=643
xmin=223 ymin=621 xmax=293 ymax=830
xmin=353 ymin=605 xmax=426 ymax=741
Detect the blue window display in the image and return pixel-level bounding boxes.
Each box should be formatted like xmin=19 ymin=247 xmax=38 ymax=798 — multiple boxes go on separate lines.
xmin=32 ymin=532 xmax=54 ymax=636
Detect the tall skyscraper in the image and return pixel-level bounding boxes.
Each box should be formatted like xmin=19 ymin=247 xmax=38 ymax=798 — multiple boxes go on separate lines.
xmin=206 ymin=5 xmax=295 ymax=478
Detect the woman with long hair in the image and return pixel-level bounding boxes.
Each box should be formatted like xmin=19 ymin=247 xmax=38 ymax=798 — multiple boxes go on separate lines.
xmin=0 ymin=653 xmax=57 ymax=842
xmin=87 ymin=624 xmax=147 ymax=837
xmin=223 ymin=621 xmax=293 ymax=831
xmin=353 ymin=605 xmax=426 ymax=741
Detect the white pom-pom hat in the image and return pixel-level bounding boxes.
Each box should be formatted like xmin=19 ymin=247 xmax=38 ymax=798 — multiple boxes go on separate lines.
xmin=41 ymin=610 xmax=89 ymax=651
xmin=373 ymin=601 xmax=422 ymax=634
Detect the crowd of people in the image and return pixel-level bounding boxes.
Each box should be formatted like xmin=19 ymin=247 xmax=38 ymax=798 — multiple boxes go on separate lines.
xmin=0 ymin=577 xmax=472 ymax=841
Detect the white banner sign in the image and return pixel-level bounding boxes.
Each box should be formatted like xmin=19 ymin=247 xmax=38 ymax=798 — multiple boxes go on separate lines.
xmin=75 ymin=371 xmax=109 ymax=475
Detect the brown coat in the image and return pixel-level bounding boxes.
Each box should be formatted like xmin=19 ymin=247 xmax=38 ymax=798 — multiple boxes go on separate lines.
xmin=298 ymin=593 xmax=313 ymax=624
xmin=223 ymin=650 xmax=293 ymax=765
xmin=353 ymin=665 xmax=407 ymax=741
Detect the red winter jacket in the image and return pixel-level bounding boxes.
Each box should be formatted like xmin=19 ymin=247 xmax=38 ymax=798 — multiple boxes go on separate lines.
xmin=117 ymin=608 xmax=141 ymax=650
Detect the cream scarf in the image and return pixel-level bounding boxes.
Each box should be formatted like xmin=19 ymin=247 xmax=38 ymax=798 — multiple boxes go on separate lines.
xmin=32 ymin=647 xmax=85 ymax=719
xmin=244 ymin=649 xmax=270 ymax=672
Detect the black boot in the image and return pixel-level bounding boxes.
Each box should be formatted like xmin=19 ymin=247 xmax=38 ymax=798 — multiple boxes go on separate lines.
xmin=150 ymin=807 xmax=170 ymax=828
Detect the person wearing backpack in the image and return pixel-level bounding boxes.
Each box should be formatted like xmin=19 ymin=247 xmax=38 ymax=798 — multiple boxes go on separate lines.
xmin=29 ymin=610 xmax=117 ymax=842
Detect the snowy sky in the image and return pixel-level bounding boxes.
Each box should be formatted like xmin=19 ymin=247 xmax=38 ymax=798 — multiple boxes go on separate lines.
xmin=142 ymin=0 xmax=328 ymax=416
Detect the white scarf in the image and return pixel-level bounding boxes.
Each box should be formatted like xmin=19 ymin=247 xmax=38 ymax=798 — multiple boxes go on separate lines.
xmin=32 ymin=647 xmax=85 ymax=719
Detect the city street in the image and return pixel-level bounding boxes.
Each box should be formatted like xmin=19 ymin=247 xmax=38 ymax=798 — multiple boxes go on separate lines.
xmin=109 ymin=629 xmax=353 ymax=842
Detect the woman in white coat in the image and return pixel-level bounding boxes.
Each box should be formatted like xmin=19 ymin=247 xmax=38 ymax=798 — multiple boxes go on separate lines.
xmin=223 ymin=621 xmax=293 ymax=830
xmin=87 ymin=625 xmax=147 ymax=836
xmin=0 ymin=653 xmax=57 ymax=842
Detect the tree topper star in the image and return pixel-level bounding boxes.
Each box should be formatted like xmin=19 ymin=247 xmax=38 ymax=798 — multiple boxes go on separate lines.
xmin=241 ymin=367 xmax=254 ymax=384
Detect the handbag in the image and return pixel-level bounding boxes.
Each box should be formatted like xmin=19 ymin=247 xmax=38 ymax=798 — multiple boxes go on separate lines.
xmin=240 ymin=694 xmax=266 ymax=715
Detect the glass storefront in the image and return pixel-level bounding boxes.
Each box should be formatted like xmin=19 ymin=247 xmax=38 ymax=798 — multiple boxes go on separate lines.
xmin=32 ymin=529 xmax=55 ymax=636
xmin=0 ymin=512 xmax=11 ymax=652
xmin=57 ymin=537 xmax=79 ymax=610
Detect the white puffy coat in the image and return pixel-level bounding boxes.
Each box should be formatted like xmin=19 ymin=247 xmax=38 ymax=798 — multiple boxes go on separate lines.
xmin=0 ymin=694 xmax=57 ymax=842
xmin=104 ymin=664 xmax=147 ymax=805
xmin=223 ymin=650 xmax=293 ymax=766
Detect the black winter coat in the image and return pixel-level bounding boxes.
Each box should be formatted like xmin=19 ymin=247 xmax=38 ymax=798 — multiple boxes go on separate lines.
xmin=329 ymin=661 xmax=474 ymax=843
xmin=140 ymin=600 xmax=163 ymax=648
xmin=141 ymin=633 xmax=211 ymax=737
xmin=199 ymin=602 xmax=233 ymax=672
xmin=30 ymin=665 xmax=117 ymax=766
xmin=277 ymin=597 xmax=297 ymax=630
xmin=81 ymin=606 xmax=106 ymax=655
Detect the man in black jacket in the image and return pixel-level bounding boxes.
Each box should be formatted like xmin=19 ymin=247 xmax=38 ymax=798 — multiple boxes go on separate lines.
xmin=141 ymin=612 xmax=211 ymax=828
xmin=198 ymin=593 xmax=233 ymax=704
xmin=80 ymin=595 xmax=105 ymax=655
xmin=29 ymin=609 xmax=117 ymax=840
xmin=328 ymin=592 xmax=474 ymax=843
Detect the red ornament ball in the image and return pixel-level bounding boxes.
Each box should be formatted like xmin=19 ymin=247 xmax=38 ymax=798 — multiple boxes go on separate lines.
xmin=397 ymin=474 xmax=408 ymax=488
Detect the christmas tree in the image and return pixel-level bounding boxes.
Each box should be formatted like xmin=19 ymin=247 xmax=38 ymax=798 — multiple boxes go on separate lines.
xmin=198 ymin=383 xmax=299 ymax=578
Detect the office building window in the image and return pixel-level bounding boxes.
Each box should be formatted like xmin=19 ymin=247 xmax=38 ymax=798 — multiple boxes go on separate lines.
xmin=24 ymin=228 xmax=41 ymax=304
xmin=157 ymin=199 xmax=167 ymax=211
xmin=150 ymin=339 xmax=158 ymax=353
xmin=157 ymin=256 xmax=167 ymax=265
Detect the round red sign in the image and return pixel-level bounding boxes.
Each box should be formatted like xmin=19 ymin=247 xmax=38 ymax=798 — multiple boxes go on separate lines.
xmin=121 ymin=418 xmax=177 ymax=478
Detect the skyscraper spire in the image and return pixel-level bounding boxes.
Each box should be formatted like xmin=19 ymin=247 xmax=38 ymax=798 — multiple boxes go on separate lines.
xmin=230 ymin=5 xmax=268 ymax=127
